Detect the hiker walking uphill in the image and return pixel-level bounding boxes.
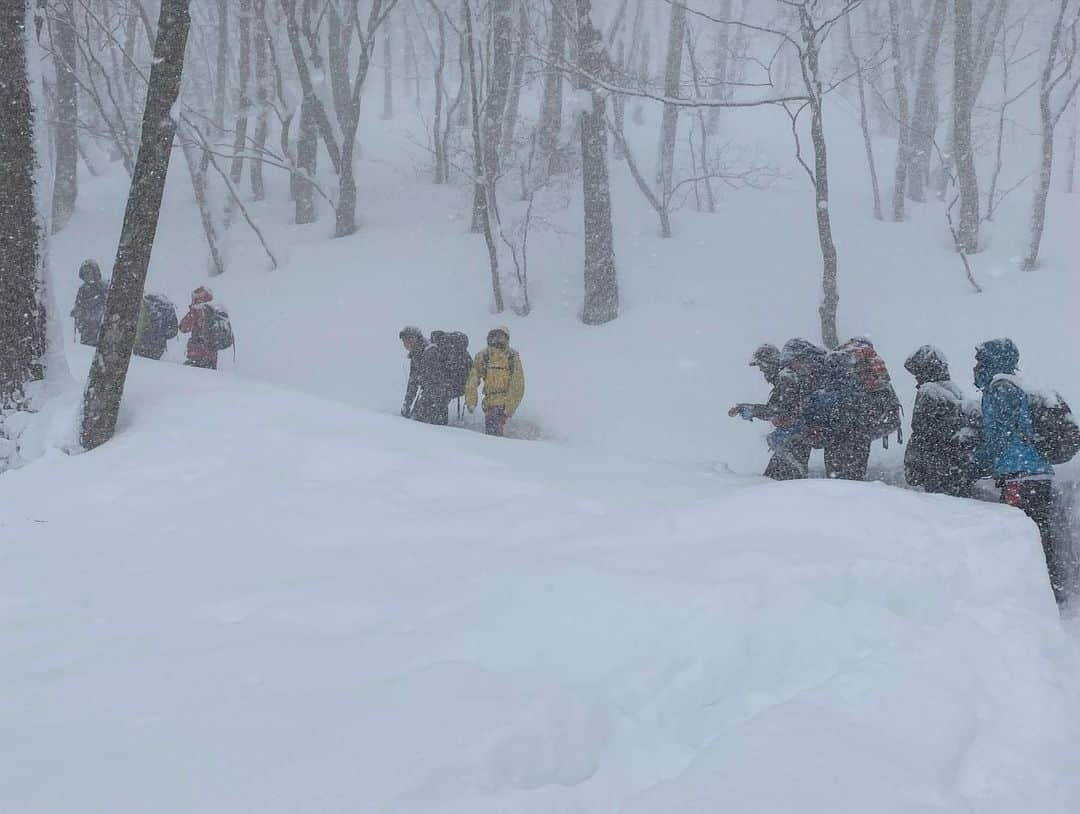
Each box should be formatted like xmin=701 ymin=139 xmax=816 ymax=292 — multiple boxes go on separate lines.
xmin=71 ymin=259 xmax=108 ymax=346
xmin=728 ymin=343 xmax=808 ymax=481
xmin=758 ymin=339 xmax=827 ymax=481
xmin=134 ymin=294 xmax=179 ymax=360
xmin=179 ymin=287 xmax=233 ymax=370
xmin=399 ymin=326 xmax=428 ymax=419
xmin=466 ymin=327 xmax=525 ymax=437
xmin=973 ymin=339 xmax=1079 ymax=605
xmin=903 ymin=345 xmax=980 ymax=498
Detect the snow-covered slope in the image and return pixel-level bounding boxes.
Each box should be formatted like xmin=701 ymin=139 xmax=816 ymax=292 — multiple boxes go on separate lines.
xmin=3 ymin=357 xmax=1078 ymax=812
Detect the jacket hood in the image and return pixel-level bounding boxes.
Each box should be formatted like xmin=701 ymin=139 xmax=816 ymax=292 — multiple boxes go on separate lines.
xmin=487 ymin=326 xmax=510 ymax=348
xmin=79 ymin=259 xmax=102 ymax=282
xmin=780 ymin=338 xmax=826 ymax=369
xmin=975 ymin=338 xmax=1019 ymax=389
xmin=905 ymin=345 xmax=950 ymax=385
xmin=191 ymin=286 xmax=214 ymax=305
xmin=749 ymin=343 xmax=781 ymax=369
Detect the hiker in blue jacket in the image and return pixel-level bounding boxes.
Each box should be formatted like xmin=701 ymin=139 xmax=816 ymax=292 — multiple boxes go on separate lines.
xmin=973 ymin=338 xmax=1062 ymax=602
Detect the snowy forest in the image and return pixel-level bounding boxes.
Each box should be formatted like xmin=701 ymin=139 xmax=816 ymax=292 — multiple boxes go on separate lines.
xmin=4 ymin=0 xmax=1080 ymax=810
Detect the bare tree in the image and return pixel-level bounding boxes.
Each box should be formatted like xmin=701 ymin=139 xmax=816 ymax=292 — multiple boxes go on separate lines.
xmin=906 ymin=0 xmax=947 ymax=202
xmin=845 ymin=8 xmax=883 ymax=220
xmin=470 ymin=0 xmax=514 ymax=232
xmin=953 ymin=0 xmax=981 ymax=253
xmin=657 ymin=1 xmax=687 ymax=216
xmin=1024 ymin=0 xmax=1080 ymax=270
xmin=888 ymin=0 xmax=912 ymax=221
xmin=535 ymin=0 xmax=568 ymax=165
xmin=48 ymin=0 xmax=79 ymax=232
xmin=81 ymin=0 xmax=192 ymax=451
xmin=575 ymin=0 xmax=618 ymax=325
xmin=0 ymin=0 xmax=49 ymax=414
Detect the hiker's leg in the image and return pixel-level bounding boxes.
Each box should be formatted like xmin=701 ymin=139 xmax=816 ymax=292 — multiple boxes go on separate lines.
xmin=1021 ymin=481 xmax=1063 ymax=602
xmin=485 ymin=408 xmax=506 ymax=437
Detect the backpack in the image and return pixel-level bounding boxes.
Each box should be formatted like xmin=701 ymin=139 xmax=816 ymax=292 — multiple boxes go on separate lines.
xmin=1029 ymin=392 xmax=1080 ymax=465
xmin=436 ymin=331 xmax=472 ymax=400
xmin=143 ymin=294 xmax=179 ymax=342
xmin=804 ymin=341 xmax=903 ymax=444
xmin=205 ymin=305 xmax=234 ymax=351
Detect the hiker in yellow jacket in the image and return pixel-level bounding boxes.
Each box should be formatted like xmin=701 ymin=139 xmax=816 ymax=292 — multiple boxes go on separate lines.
xmin=465 ymin=327 xmax=525 ymax=436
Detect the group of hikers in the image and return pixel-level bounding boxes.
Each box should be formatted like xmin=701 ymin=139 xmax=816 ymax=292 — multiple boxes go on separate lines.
xmin=72 ymin=259 xmax=234 ymax=369
xmin=400 ymin=325 xmax=525 ymax=437
xmin=731 ymin=336 xmax=1080 ymax=604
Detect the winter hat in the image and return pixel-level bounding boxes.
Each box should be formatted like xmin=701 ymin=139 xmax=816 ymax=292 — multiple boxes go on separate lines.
xmin=191 ymin=286 xmax=213 ymax=305
xmin=904 ymin=345 xmax=949 ymax=385
xmin=399 ymin=325 xmax=424 ymax=343
xmin=79 ymin=259 xmax=102 ymax=282
xmin=749 ymin=343 xmax=781 ymax=370
xmin=974 ymin=338 xmax=1019 ymax=389
xmin=487 ymin=327 xmax=510 ymax=347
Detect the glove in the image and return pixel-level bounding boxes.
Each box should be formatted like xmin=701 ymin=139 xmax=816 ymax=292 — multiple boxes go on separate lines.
xmin=739 ymin=406 xmax=755 ymax=421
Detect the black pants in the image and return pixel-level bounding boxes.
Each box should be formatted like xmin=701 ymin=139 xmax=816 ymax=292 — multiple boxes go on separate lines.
xmin=824 ymin=434 xmax=872 ymax=481
xmin=185 ymin=358 xmax=217 ymax=371
xmin=413 ymin=394 xmax=449 ymax=426
xmin=1002 ymin=479 xmax=1064 ymax=604
xmin=485 ymin=407 xmax=508 ymax=437
xmin=765 ymin=438 xmax=811 ymax=481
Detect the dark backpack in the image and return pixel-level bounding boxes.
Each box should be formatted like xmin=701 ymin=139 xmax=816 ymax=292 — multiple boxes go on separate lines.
xmin=1029 ymin=392 xmax=1080 ymax=465
xmin=435 ymin=331 xmax=472 ymax=400
xmin=205 ymin=305 xmax=234 ymax=351
xmin=143 ymin=294 xmax=179 ymax=342
xmin=804 ymin=342 xmax=903 ymax=444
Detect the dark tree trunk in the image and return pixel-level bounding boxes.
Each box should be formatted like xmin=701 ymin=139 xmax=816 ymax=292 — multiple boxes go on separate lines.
xmin=575 ymin=0 xmax=618 ymax=325
xmin=500 ymin=2 xmax=528 ymax=159
xmin=229 ymin=0 xmax=253 ymax=187
xmin=888 ymin=0 xmax=911 ymax=222
xmin=427 ymin=0 xmax=448 ymax=183
xmin=471 ymin=0 xmax=514 ymax=232
xmin=80 ymin=0 xmax=192 ymax=451
xmin=907 ymin=0 xmax=947 ymax=203
xmin=656 ymin=0 xmax=686 ymax=211
xmin=536 ymin=0 xmax=567 ymax=162
xmin=251 ymin=0 xmax=271 ymax=200
xmin=295 ymin=99 xmax=317 ymax=224
xmin=953 ymin=0 xmax=980 ymax=254
xmin=50 ymin=0 xmax=79 ymax=232
xmin=0 ymin=0 xmax=48 ymax=410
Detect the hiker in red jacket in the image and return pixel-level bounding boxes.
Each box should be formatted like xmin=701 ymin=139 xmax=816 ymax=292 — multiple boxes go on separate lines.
xmin=179 ymin=286 xmax=218 ymax=370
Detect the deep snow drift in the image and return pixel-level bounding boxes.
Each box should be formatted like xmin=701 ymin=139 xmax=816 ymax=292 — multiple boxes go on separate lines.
xmin=3 ymin=358 xmax=1079 ymax=812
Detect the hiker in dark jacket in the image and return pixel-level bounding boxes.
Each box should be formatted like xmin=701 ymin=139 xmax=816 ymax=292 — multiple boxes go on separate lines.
xmin=821 ymin=339 xmax=876 ymax=482
xmin=179 ymin=286 xmax=218 ymax=370
xmin=903 ymin=345 xmax=979 ymax=497
xmin=729 ymin=344 xmax=799 ymax=480
xmin=400 ymin=326 xmax=428 ymax=418
xmin=415 ymin=331 xmax=454 ymax=426
xmin=71 ymin=259 xmax=108 ymax=346
xmin=973 ymin=338 xmax=1063 ymax=603
xmin=759 ymin=339 xmax=827 ymax=480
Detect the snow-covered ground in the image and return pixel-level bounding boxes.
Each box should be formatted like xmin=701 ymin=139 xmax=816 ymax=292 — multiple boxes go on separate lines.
xmin=6 ymin=65 xmax=1080 ymax=811
xmin=4 ymin=357 xmax=1079 ymax=812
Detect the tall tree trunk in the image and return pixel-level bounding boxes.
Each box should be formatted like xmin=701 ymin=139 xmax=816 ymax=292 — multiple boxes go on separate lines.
xmin=81 ymin=0 xmax=191 ymax=451
xmin=953 ymin=0 xmax=980 ymax=254
xmin=656 ymin=0 xmax=686 ymax=217
xmin=382 ymin=13 xmax=394 ymax=120
xmin=907 ymin=0 xmax=947 ymax=203
xmin=845 ymin=11 xmax=883 ymax=220
xmin=0 ymin=0 xmax=48 ymax=411
xmin=1067 ymin=100 xmax=1078 ymax=194
xmin=179 ymin=125 xmax=227 ymax=277
xmin=888 ymin=0 xmax=911 ymax=222
xmin=575 ymin=0 xmax=618 ymax=325
xmin=427 ymin=0 xmax=448 ymax=183
xmin=464 ymin=0 xmax=503 ymax=312
xmin=50 ymin=0 xmax=78 ymax=232
xmin=294 ymin=99 xmax=317 ymax=224
xmin=250 ymin=0 xmax=271 ymax=200
xmin=229 ymin=0 xmax=253 ymax=187
xmin=536 ymin=0 xmax=567 ymax=163
xmin=201 ymin=0 xmax=228 ymax=175
xmin=470 ymin=0 xmax=514 ymax=232
xmin=500 ymin=2 xmax=528 ymax=160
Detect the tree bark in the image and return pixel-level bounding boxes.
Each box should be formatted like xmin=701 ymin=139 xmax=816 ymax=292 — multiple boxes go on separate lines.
xmin=500 ymin=2 xmax=528 ymax=160
xmin=50 ymin=0 xmax=79 ymax=232
xmin=179 ymin=123 xmax=227 ymax=277
xmin=536 ymin=0 xmax=567 ymax=163
xmin=464 ymin=0 xmax=504 ymax=312
xmin=251 ymin=0 xmax=271 ymax=200
xmin=575 ymin=0 xmax=618 ymax=325
xmin=0 ymin=0 xmax=48 ymax=410
xmin=470 ymin=0 xmax=514 ymax=232
xmin=229 ymin=0 xmax=253 ymax=187
xmin=845 ymin=10 xmax=883 ymax=221
xmin=952 ymin=0 xmax=980 ymax=254
xmin=888 ymin=0 xmax=911 ymax=222
xmin=382 ymin=13 xmax=394 ymax=120
xmin=427 ymin=0 xmax=448 ymax=183
xmin=80 ymin=0 xmax=191 ymax=451
xmin=656 ymin=0 xmax=686 ymax=213
xmin=907 ymin=0 xmax=947 ymax=203
xmin=295 ymin=99 xmax=317 ymax=223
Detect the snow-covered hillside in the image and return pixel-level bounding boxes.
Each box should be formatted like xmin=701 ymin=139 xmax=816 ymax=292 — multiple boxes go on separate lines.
xmin=4 ymin=357 xmax=1079 ymax=812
